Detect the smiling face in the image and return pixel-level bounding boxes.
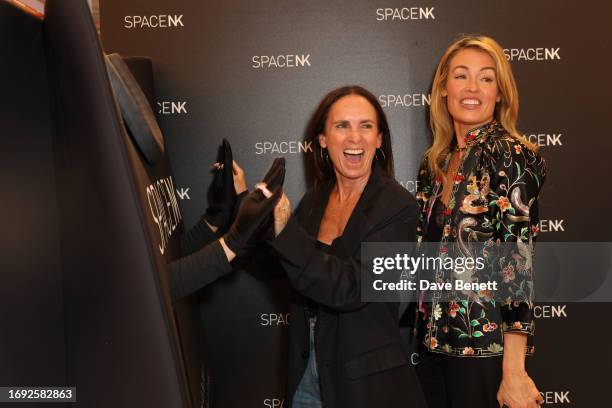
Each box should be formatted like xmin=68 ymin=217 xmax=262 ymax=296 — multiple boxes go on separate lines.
xmin=443 ymin=47 xmax=501 ymax=137
xmin=318 ymin=94 xmax=382 ymax=183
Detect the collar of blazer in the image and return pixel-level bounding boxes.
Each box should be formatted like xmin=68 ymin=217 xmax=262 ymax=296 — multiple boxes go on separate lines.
xmin=304 ymin=164 xmax=394 ymax=256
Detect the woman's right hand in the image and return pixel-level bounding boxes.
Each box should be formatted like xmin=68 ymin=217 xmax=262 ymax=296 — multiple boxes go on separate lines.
xmin=497 ymin=370 xmax=543 ymax=408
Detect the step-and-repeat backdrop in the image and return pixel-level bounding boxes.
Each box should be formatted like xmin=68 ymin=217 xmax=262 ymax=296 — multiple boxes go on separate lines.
xmin=100 ymin=1 xmax=612 ymax=406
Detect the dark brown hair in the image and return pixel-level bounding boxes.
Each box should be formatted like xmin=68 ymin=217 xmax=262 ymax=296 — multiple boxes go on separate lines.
xmin=306 ymin=85 xmax=394 ymax=184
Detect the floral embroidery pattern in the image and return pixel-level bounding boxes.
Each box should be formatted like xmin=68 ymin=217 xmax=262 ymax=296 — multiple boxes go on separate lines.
xmin=416 ymin=121 xmax=547 ymax=357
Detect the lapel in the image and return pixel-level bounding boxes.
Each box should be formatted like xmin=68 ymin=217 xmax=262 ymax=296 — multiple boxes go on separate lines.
xmin=307 ymin=165 xmax=388 ymax=256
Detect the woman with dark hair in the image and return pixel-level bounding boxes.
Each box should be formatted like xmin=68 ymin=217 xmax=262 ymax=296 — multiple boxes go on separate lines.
xmin=414 ymin=35 xmax=547 ymax=407
xmin=270 ymin=86 xmax=426 ymax=408
xmin=307 ymin=86 xmax=395 ymax=184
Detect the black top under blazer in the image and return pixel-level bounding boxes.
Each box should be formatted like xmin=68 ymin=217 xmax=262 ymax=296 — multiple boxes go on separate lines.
xmin=271 ymin=165 xmax=426 ymax=408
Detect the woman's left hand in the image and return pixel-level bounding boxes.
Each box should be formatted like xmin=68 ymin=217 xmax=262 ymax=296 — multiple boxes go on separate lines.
xmin=497 ymin=370 xmax=543 ymax=408
xmin=273 ymin=193 xmax=291 ymax=237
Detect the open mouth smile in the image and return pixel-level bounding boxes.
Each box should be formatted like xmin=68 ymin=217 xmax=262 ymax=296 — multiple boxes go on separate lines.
xmin=343 ymin=148 xmax=364 ymax=163
xmin=460 ymin=98 xmax=482 ymax=109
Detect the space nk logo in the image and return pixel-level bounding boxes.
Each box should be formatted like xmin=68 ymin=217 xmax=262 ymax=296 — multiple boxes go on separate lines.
xmin=398 ymin=180 xmax=420 ymax=193
xmin=375 ymin=7 xmax=435 ymax=21
xmin=503 ymin=48 xmax=561 ymax=61
xmin=176 ymin=187 xmax=190 ymax=200
xmin=157 ymin=101 xmax=188 ymax=115
xmin=524 ymin=132 xmax=563 ymax=148
xmin=540 ymin=391 xmax=571 ymax=404
xmin=264 ymin=398 xmax=284 ymax=408
xmin=146 ymin=176 xmax=182 ymax=255
xmin=538 ymin=219 xmax=565 ymax=233
xmin=123 ymin=15 xmax=184 ymax=29
xmin=378 ymin=93 xmax=430 ymax=108
xmin=255 ymin=140 xmax=313 ymax=155
xmin=260 ymin=313 xmax=290 ymax=326
xmin=251 ymin=54 xmax=311 ymax=69
xmin=534 ymin=305 xmax=567 ymax=319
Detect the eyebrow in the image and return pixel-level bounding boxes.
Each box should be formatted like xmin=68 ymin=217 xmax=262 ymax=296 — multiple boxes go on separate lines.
xmin=452 ymin=65 xmax=496 ymax=72
xmin=331 ymin=119 xmax=375 ymax=124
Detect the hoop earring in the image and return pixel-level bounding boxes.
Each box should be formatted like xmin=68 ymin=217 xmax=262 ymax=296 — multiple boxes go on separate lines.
xmin=376 ymin=148 xmax=386 ymax=161
xmin=320 ymin=148 xmax=329 ymax=164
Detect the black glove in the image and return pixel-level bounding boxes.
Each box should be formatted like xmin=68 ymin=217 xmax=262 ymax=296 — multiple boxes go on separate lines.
xmin=223 ymin=158 xmax=285 ymax=255
xmin=230 ymin=190 xmax=248 ymax=226
xmin=205 ymin=139 xmax=237 ymax=233
xmin=261 ymin=156 xmax=285 ymax=190
xmin=257 ymin=156 xmax=286 ymax=241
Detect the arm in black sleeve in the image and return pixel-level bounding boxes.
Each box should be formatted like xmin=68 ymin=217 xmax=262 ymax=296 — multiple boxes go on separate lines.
xmin=238 ymin=241 xmax=287 ymax=279
xmin=271 ymin=204 xmax=417 ymax=312
xmin=167 ymin=239 xmax=231 ymax=302
xmin=179 ymin=215 xmax=220 ymax=256
xmin=488 ymin=138 xmax=547 ymax=335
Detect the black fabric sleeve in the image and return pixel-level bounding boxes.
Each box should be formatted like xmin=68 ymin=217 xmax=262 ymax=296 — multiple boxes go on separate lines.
xmin=167 ymin=239 xmax=231 ymax=302
xmin=488 ymin=139 xmax=547 ymax=336
xmin=271 ymin=205 xmax=417 ymax=312
xmin=179 ymin=216 xmax=220 ymax=256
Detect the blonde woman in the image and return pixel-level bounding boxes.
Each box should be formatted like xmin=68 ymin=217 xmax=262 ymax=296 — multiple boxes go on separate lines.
xmin=414 ymin=35 xmax=547 ymax=407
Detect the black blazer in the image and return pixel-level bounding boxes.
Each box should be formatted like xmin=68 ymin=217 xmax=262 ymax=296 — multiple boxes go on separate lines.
xmin=271 ymin=166 xmax=426 ymax=408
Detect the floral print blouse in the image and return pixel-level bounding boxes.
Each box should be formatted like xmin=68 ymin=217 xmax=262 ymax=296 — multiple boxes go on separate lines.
xmin=415 ymin=120 xmax=547 ymax=357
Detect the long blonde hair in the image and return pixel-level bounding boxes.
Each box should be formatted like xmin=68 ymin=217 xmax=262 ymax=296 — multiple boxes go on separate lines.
xmin=426 ymin=34 xmax=536 ymax=182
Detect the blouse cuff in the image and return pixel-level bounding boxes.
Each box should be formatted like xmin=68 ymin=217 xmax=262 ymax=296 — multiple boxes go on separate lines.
xmin=501 ymin=301 xmax=535 ymax=335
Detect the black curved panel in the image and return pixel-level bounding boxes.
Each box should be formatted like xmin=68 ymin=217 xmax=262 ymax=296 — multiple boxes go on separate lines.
xmin=43 ymin=0 xmax=187 ymax=406
xmin=0 ymin=2 xmax=66 ymax=399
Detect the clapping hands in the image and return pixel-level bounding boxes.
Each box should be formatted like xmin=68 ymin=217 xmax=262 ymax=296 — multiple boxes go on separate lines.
xmin=222 ymin=158 xmax=286 ymax=257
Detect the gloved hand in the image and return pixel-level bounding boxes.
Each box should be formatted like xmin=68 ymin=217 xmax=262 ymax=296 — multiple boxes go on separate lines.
xmin=205 ymin=139 xmax=237 ymax=233
xmin=223 ymin=158 xmax=285 ymax=255
xmin=231 ymin=161 xmax=249 ymax=226
xmin=261 ymin=156 xmax=286 ymax=191
xmin=256 ymin=156 xmax=285 ymax=241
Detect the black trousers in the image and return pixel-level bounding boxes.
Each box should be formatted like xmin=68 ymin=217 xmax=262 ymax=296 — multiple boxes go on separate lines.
xmin=415 ymin=348 xmax=503 ymax=408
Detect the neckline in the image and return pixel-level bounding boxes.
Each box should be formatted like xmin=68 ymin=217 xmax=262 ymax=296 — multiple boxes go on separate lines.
xmin=311 ymin=165 xmax=384 ymax=242
xmin=461 ymin=120 xmax=502 ymax=147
